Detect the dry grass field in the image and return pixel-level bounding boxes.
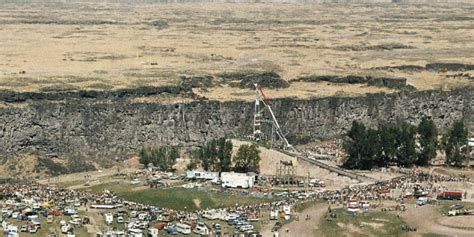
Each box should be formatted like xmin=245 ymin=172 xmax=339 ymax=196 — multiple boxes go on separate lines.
xmin=0 ymin=2 xmax=473 ymax=100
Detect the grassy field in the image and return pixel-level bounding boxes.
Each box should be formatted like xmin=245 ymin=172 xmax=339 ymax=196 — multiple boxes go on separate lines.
xmin=318 ymin=208 xmax=409 ymax=237
xmin=80 ymin=182 xmax=274 ymax=211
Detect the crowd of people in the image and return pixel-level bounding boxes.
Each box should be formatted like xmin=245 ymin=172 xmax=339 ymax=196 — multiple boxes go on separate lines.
xmin=0 ymin=168 xmax=470 ymax=234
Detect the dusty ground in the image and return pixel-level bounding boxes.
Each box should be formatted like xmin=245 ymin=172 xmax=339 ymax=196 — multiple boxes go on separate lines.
xmin=0 ymin=2 xmax=472 ymax=100
xmin=37 ymin=157 xmax=140 ymax=185
xmin=401 ymin=204 xmax=474 ymax=237
xmin=261 ymin=202 xmax=328 ymax=237
xmin=434 ymin=167 xmax=474 ymax=180
xmin=232 ymin=140 xmax=356 ymax=190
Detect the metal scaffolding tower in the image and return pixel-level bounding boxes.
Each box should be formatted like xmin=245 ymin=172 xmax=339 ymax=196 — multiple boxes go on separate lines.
xmin=252 ymin=83 xmax=296 ymax=153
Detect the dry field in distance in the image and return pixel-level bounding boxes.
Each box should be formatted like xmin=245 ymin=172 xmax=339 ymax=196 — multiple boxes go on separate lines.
xmin=0 ymin=2 xmax=473 ymax=101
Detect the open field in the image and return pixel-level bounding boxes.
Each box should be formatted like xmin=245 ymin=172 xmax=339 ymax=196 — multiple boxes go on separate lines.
xmin=0 ymin=2 xmax=473 ymax=101
xmin=80 ymin=182 xmax=274 ymax=211
xmin=318 ymin=208 xmax=409 ymax=237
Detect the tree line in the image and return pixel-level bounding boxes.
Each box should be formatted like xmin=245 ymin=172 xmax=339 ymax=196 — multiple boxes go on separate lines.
xmin=189 ymin=138 xmax=261 ymax=173
xmin=138 ymin=138 xmax=262 ymax=173
xmin=139 ymin=145 xmax=180 ymax=171
xmin=343 ymin=118 xmax=470 ymax=170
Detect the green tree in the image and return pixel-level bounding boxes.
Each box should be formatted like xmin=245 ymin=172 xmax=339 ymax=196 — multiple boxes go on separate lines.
xmin=378 ymin=124 xmax=399 ymax=167
xmin=234 ymin=144 xmax=261 ymax=173
xmin=444 ymin=121 xmax=469 ymax=167
xmin=396 ymin=122 xmax=417 ymax=167
xmin=196 ymin=138 xmax=233 ymax=172
xmin=186 ymin=150 xmax=201 ymax=170
xmin=363 ymin=128 xmax=382 ymax=169
xmin=138 ymin=145 xmax=179 ymax=171
xmin=139 ymin=148 xmax=150 ymax=167
xmin=217 ymin=138 xmax=233 ymax=172
xmin=417 ymin=118 xmax=438 ymax=166
xmin=342 ymin=121 xmax=367 ymax=169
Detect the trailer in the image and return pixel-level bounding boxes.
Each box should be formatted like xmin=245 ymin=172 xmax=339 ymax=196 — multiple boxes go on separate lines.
xmin=221 ymin=172 xmax=255 ymax=189
xmin=176 ymin=223 xmax=192 ymax=235
xmin=186 ymin=170 xmax=219 ymax=180
xmin=437 ymin=191 xmax=462 ymax=200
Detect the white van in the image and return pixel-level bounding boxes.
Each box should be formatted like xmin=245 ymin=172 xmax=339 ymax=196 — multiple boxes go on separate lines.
xmin=176 ymin=223 xmax=192 ymax=235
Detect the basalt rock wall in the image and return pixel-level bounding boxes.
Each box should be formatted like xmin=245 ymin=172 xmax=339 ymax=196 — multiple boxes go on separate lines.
xmin=0 ymin=88 xmax=472 ymax=164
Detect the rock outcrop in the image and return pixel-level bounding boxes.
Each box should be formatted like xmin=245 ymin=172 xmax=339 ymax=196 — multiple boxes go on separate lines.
xmin=0 ymin=87 xmax=471 ymax=168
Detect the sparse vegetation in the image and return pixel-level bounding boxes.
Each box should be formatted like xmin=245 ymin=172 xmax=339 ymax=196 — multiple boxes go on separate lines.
xmin=0 ymin=3 xmax=472 ymax=95
xmin=319 ymin=208 xmax=408 ymax=237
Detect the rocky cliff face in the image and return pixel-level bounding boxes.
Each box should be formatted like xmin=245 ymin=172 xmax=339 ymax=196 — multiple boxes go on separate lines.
xmin=0 ymin=88 xmax=472 ymax=168
xmin=5 ymin=0 xmax=473 ymax=4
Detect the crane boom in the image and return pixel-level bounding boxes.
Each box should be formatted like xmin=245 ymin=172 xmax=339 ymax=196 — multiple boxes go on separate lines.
xmin=253 ymin=84 xmax=296 ymax=153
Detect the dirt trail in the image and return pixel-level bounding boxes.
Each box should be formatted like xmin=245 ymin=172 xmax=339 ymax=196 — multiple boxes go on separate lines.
xmin=260 ymin=202 xmax=328 ymax=237
xmin=85 ymin=209 xmax=105 ymax=234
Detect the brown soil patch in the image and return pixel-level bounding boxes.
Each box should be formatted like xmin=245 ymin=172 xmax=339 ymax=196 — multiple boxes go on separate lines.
xmin=193 ymin=198 xmax=202 ymax=209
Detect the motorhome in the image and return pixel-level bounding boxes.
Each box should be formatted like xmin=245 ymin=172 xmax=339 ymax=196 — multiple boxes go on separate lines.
xmin=186 ymin=170 xmax=219 ymax=180
xmin=221 ymin=172 xmax=255 ymax=189
xmin=90 ymin=204 xmax=117 ymax=209
xmin=176 ymin=223 xmax=192 ymax=235
xmin=127 ymin=228 xmax=143 ymax=237
xmin=193 ymin=223 xmax=210 ymax=235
